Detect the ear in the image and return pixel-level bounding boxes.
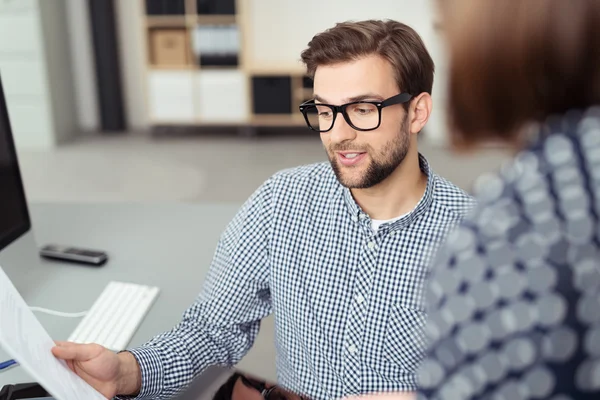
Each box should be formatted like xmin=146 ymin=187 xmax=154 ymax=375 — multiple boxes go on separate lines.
xmin=408 ymin=93 xmax=433 ymax=135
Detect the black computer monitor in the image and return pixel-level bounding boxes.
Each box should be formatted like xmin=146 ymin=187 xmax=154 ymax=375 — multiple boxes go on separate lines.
xmin=0 ymin=75 xmax=51 ymax=398
xmin=0 ymin=73 xmax=31 ymax=252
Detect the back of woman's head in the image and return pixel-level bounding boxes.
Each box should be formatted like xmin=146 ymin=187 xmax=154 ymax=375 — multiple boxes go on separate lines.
xmin=444 ymin=0 xmax=600 ymax=147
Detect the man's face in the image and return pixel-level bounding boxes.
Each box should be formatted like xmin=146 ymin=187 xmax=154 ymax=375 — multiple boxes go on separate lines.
xmin=313 ymin=54 xmax=411 ymax=189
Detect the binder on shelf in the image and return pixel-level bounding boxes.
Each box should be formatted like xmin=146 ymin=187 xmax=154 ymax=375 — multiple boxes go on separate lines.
xmin=302 ymin=76 xmax=314 ymax=89
xmin=196 ymin=0 xmax=235 ymax=15
xmin=149 ymin=28 xmax=189 ymax=66
xmin=252 ymin=76 xmax=293 ymax=114
xmin=230 ymin=24 xmax=240 ymax=55
xmin=191 ymin=26 xmax=201 ymax=56
xmin=193 ymin=24 xmax=240 ymax=67
xmin=145 ymin=0 xmax=186 ymax=15
xmin=215 ymin=25 xmax=225 ymax=55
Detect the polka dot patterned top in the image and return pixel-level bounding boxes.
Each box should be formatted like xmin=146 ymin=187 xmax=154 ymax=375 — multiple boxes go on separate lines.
xmin=417 ymin=107 xmax=600 ymax=400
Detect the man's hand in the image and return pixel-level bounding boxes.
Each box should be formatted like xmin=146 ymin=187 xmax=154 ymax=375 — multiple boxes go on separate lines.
xmin=51 ymin=342 xmax=142 ymax=398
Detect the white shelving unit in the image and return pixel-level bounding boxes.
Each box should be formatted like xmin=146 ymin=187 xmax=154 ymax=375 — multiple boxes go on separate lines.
xmin=140 ymin=0 xmax=448 ymax=140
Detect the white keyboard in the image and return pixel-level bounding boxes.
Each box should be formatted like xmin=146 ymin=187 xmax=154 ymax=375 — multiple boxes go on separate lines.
xmin=68 ymin=281 xmax=160 ymax=351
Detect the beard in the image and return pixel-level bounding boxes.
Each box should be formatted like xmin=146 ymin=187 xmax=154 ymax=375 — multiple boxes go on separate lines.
xmin=327 ymin=117 xmax=410 ymax=189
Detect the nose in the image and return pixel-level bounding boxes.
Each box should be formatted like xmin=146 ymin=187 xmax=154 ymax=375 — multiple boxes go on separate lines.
xmin=328 ymin=114 xmax=357 ymax=144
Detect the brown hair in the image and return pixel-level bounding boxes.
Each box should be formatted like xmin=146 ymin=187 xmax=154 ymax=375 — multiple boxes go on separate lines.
xmin=300 ymin=19 xmax=435 ymax=102
xmin=445 ymin=0 xmax=600 ymax=147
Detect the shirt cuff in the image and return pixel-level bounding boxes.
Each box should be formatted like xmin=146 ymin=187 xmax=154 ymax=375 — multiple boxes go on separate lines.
xmin=118 ymin=346 xmax=165 ymax=399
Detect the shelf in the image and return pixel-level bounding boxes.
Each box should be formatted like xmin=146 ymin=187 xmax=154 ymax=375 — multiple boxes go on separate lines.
xmin=246 ymin=65 xmax=306 ymax=76
xmin=148 ymin=65 xmax=243 ymax=71
xmin=198 ymin=54 xmax=238 ymax=67
xmin=149 ymin=116 xmax=308 ymax=128
xmin=149 ymin=65 xmax=199 ymax=71
xmin=141 ymin=0 xmax=315 ymax=130
xmin=198 ymin=65 xmax=239 ymax=70
xmin=197 ymin=15 xmax=236 ymax=25
xmin=298 ymin=88 xmax=313 ymax=100
xmin=146 ymin=16 xmax=188 ymax=27
xmin=249 ymin=114 xmax=306 ymax=127
xmin=149 ymin=119 xmax=200 ymax=125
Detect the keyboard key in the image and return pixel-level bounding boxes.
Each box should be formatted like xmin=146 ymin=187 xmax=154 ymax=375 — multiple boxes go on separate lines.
xmin=68 ymin=281 xmax=160 ymax=351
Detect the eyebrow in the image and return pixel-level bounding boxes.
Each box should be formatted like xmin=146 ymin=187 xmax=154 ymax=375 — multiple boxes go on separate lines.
xmin=313 ymin=93 xmax=386 ymax=104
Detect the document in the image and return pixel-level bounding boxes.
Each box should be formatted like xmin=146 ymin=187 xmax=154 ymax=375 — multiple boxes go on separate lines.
xmin=0 ymin=266 xmax=106 ymax=400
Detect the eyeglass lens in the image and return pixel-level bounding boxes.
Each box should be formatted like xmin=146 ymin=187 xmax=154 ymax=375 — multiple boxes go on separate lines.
xmin=303 ymin=102 xmax=380 ymax=131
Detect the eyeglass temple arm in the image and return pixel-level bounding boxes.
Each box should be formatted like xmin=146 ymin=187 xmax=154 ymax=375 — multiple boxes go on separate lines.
xmin=381 ymin=92 xmax=413 ymax=107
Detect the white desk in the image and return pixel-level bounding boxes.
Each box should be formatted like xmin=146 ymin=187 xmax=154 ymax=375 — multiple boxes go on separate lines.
xmin=0 ymin=202 xmax=277 ymax=395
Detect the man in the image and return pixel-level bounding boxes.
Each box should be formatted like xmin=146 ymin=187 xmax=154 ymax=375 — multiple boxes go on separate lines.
xmin=52 ymin=20 xmax=475 ymax=399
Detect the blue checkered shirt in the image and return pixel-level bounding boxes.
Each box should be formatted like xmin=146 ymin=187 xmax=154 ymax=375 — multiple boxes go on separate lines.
xmin=125 ymin=155 xmax=475 ymax=399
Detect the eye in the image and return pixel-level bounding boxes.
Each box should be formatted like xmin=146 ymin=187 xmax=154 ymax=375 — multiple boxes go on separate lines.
xmin=316 ymin=106 xmax=333 ymax=118
xmin=350 ymin=103 xmax=376 ymax=115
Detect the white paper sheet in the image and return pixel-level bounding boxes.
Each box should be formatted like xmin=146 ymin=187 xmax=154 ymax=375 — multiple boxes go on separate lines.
xmin=0 ymin=266 xmax=106 ymax=400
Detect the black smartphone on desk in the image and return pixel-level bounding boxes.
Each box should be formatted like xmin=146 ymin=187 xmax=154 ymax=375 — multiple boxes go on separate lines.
xmin=0 ymin=382 xmax=51 ymax=400
xmin=39 ymin=244 xmax=108 ymax=267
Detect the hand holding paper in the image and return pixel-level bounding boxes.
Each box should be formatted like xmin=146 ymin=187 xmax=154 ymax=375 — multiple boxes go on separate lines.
xmin=52 ymin=342 xmax=143 ymax=398
xmin=0 ymin=266 xmax=107 ymax=400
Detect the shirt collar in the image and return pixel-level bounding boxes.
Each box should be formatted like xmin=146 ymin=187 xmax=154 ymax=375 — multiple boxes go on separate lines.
xmin=341 ymin=153 xmax=435 ymax=230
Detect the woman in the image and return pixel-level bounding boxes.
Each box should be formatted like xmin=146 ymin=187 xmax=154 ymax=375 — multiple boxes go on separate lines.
xmin=417 ymin=1 xmax=600 ymax=399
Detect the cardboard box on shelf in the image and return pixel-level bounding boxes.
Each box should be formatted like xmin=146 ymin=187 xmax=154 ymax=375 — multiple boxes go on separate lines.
xmin=149 ymin=28 xmax=190 ymax=66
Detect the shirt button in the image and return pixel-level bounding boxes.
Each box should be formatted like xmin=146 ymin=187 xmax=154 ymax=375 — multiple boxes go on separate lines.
xmin=355 ymin=294 xmax=364 ymax=304
xmin=367 ymin=241 xmax=375 ymax=249
xmin=352 ymin=215 xmax=358 ymax=222
xmin=359 ymin=213 xmax=367 ymax=220
xmin=348 ymin=344 xmax=357 ymax=354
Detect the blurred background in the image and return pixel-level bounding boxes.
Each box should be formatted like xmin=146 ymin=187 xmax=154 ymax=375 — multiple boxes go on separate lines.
xmin=0 ymin=0 xmax=510 ymax=204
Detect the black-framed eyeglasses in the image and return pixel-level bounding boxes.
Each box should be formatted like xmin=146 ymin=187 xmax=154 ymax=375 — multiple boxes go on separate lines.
xmin=298 ymin=92 xmax=413 ymax=133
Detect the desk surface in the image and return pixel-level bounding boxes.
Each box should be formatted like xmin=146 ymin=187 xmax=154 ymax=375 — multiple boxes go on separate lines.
xmin=0 ymin=202 xmax=277 ymax=391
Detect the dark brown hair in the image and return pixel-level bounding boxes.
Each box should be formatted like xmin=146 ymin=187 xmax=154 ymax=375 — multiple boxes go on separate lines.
xmin=445 ymin=0 xmax=600 ymax=147
xmin=300 ymin=19 xmax=435 ymax=100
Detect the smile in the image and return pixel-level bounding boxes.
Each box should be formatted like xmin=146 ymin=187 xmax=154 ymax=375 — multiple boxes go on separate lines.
xmin=337 ymin=152 xmax=367 ymax=166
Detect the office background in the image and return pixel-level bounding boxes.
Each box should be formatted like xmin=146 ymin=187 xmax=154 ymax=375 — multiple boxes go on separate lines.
xmin=0 ymin=0 xmax=510 ymax=205
xmin=0 ymin=1 xmax=511 ymax=398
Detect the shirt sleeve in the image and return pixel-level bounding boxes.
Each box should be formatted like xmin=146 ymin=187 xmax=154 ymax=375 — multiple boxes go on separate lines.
xmin=119 ymin=178 xmax=274 ymax=399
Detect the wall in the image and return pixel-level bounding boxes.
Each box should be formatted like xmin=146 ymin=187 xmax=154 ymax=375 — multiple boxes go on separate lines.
xmin=65 ymin=0 xmax=150 ymax=133
xmin=244 ymin=0 xmax=448 ymax=143
xmin=0 ymin=0 xmax=80 ymax=149
xmin=115 ymin=0 xmax=149 ymax=131
xmin=39 ymin=0 xmax=78 ymax=144
xmin=0 ymin=0 xmax=55 ymax=149
xmin=64 ymin=0 xmax=99 ymax=133
xmin=57 ymin=0 xmax=147 ymax=134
